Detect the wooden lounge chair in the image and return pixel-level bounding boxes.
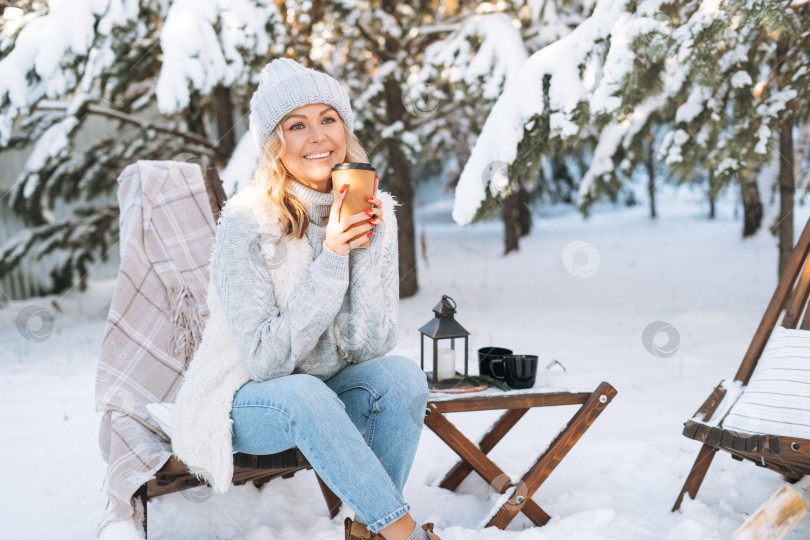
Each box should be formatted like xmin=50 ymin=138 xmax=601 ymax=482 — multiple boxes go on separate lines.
xmin=673 ymin=217 xmax=810 ymax=513
xmin=134 ymin=166 xmax=341 ymax=538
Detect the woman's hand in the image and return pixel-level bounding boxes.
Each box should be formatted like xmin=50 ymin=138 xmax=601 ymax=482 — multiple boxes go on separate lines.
xmin=364 ymin=174 xmax=384 ymax=226
xmin=324 ymin=174 xmax=383 ymax=256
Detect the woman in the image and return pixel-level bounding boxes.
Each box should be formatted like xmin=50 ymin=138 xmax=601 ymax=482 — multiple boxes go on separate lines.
xmin=171 ymin=58 xmax=440 ymax=540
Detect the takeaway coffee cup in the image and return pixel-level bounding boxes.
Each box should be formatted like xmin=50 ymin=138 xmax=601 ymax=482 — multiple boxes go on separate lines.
xmin=502 ymin=354 xmax=538 ymax=389
xmin=478 ymin=346 xmax=513 ymax=379
xmin=331 ymin=162 xmax=376 ymax=248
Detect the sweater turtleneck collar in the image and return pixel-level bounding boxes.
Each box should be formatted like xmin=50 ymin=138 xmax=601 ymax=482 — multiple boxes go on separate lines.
xmin=285 ymin=179 xmax=333 ymax=226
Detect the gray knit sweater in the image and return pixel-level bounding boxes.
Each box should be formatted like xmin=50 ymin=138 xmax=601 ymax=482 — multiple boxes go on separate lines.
xmin=209 ymin=180 xmax=399 ymax=382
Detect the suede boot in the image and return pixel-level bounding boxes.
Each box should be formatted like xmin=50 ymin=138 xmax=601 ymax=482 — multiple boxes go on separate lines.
xmin=344 ymin=517 xmax=385 ymax=539
xmin=421 ymin=522 xmax=442 ymax=540
xmin=344 ymin=517 xmax=442 ymax=540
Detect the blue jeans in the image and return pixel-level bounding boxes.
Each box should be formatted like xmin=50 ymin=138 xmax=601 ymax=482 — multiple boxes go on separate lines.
xmin=231 ymin=355 xmax=429 ymax=534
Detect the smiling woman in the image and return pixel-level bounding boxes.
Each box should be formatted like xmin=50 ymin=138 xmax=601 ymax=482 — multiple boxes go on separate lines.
xmin=279 ymin=103 xmax=347 ymax=193
xmin=169 ymin=57 xmax=441 ymax=540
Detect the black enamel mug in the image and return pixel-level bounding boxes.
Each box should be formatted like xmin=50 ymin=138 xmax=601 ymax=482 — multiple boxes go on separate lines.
xmin=502 ymin=354 xmax=538 ymax=389
xmin=478 ymin=346 xmax=512 ymax=379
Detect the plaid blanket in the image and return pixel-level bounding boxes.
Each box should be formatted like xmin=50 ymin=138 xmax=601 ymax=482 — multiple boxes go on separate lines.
xmin=94 ymin=160 xmax=216 ymax=536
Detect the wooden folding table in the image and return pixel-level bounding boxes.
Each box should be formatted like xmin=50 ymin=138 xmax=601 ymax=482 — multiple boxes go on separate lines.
xmin=424 ymin=381 xmax=616 ymax=529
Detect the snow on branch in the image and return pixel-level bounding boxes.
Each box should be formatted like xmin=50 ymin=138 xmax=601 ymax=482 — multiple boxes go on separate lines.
xmin=420 ymin=12 xmax=528 ymax=101
xmin=155 ymin=0 xmax=282 ymax=114
xmin=452 ymin=0 xmax=626 ymax=225
xmin=0 ymin=0 xmax=150 ymax=144
xmin=0 ymin=0 xmax=284 ymax=144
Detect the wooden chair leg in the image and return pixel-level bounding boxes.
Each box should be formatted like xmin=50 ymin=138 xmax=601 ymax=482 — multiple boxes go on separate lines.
xmin=731 ymin=477 xmax=810 ymax=540
xmin=672 ymin=443 xmax=718 ymax=511
xmin=253 ymin=478 xmax=270 ymax=489
xmin=315 ymin=473 xmax=343 ymax=518
xmin=486 ymin=381 xmax=617 ymax=529
xmin=440 ymin=408 xmax=529 ymax=491
xmin=424 ymin=402 xmax=551 ymax=527
xmin=135 ymin=484 xmax=148 ymax=538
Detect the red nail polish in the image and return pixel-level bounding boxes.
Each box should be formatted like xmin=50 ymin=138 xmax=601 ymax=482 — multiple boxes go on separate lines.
xmin=367 ymin=232 xmax=373 ymax=238
xmin=364 ymin=196 xmax=373 ymax=201
xmin=340 ymin=184 xmax=347 ymax=193
xmin=366 ymin=208 xmax=373 ymax=215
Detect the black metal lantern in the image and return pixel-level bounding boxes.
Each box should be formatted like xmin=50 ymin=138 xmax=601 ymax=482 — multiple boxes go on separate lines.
xmin=418 ymin=295 xmax=483 ymax=393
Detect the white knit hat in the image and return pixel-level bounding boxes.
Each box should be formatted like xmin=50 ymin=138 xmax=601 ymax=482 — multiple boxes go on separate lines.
xmin=248 ymin=58 xmax=354 ymax=153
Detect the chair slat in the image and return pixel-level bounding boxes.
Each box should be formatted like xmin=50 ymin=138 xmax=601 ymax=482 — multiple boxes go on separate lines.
xmin=692 ymin=382 xmax=728 ymax=424
xmin=782 ymin=257 xmax=810 ymax=329
xmin=734 ymin=217 xmax=810 ymax=384
xmin=682 ymin=420 xmax=810 ymax=480
xmin=203 ymin=167 xmax=227 ymax=223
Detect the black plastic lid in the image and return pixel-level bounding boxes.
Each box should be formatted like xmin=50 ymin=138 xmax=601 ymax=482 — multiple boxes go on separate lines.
xmin=331 ymin=162 xmax=375 ymax=172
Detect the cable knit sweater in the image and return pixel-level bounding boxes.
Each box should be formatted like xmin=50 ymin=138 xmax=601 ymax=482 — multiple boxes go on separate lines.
xmin=170 ymin=178 xmax=400 ymax=493
xmin=212 ymin=179 xmax=399 ymax=381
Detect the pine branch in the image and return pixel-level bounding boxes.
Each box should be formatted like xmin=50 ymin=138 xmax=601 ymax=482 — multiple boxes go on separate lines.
xmin=34 ymin=102 xmax=228 ymax=162
xmin=0 ymin=204 xmax=119 ymax=293
xmin=468 ymin=375 xmax=511 ymax=391
xmin=355 ymin=19 xmax=394 ymax=62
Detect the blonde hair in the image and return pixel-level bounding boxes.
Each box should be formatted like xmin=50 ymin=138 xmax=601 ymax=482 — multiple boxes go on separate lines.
xmin=253 ymin=119 xmax=369 ymax=240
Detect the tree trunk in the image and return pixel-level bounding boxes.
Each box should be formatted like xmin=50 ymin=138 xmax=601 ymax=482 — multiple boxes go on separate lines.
xmin=708 ymin=170 xmax=717 ymax=220
xmin=778 ymin=118 xmax=795 ymax=278
xmin=517 ymin=180 xmax=531 ymax=237
xmin=214 ymin=85 xmax=236 ymax=160
xmin=645 ymin=132 xmax=656 ymax=219
xmin=776 ymin=36 xmax=795 ymax=279
xmin=184 ymin=96 xmax=208 ymax=140
xmin=383 ymin=76 xmax=418 ymax=298
xmin=385 ymin=141 xmax=418 ymax=298
xmin=503 ymin=191 xmax=520 ymax=255
xmin=794 ymin=121 xmax=809 ymax=185
xmin=740 ymin=170 xmax=763 ymax=237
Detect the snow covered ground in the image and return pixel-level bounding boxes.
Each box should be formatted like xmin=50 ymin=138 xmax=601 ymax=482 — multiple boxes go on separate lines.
xmin=2 ymin=184 xmax=809 ymax=539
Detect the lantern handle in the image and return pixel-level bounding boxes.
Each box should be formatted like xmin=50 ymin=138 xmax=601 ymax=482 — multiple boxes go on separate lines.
xmin=442 ymin=295 xmax=457 ymax=310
